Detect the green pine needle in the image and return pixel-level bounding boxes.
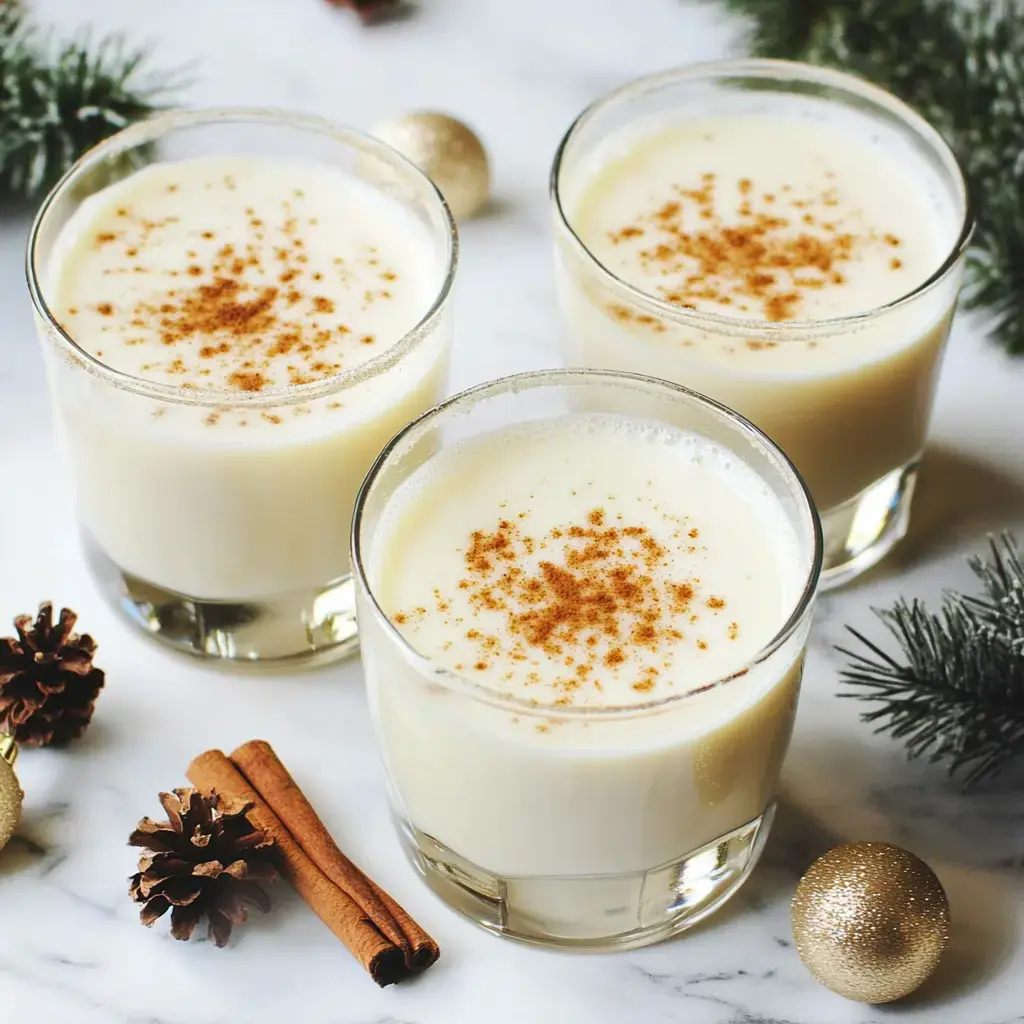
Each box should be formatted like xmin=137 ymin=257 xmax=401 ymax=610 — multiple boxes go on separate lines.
xmin=0 ymin=4 xmax=173 ymax=201
xmin=710 ymin=0 xmax=1024 ymax=354
xmin=837 ymin=535 xmax=1024 ymax=786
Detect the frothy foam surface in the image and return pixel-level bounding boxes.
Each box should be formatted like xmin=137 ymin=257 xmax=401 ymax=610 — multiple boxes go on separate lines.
xmin=373 ymin=414 xmax=803 ymax=708
xmin=48 ymin=156 xmax=438 ymax=393
xmin=573 ymin=115 xmax=953 ymax=323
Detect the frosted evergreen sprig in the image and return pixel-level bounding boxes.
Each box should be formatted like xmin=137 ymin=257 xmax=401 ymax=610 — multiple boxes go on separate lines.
xmin=0 ymin=3 xmax=172 ymax=200
xmin=837 ymin=534 xmax=1024 ymax=786
xmin=710 ymin=0 xmax=1024 ymax=355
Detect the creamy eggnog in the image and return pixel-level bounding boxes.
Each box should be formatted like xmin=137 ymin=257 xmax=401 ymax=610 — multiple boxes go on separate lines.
xmin=30 ymin=112 xmax=455 ymax=660
xmin=554 ymin=62 xmax=969 ymax=586
xmin=562 ymin=114 xmax=957 ymax=512
xmin=355 ymin=372 xmax=819 ymax=947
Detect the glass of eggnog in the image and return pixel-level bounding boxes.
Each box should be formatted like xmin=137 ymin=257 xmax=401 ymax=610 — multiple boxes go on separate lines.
xmin=28 ymin=108 xmax=456 ymax=663
xmin=353 ymin=368 xmax=821 ymax=949
xmin=552 ymin=60 xmax=971 ymax=588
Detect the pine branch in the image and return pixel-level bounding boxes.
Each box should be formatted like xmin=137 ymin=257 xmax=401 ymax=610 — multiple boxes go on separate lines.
xmin=959 ymin=535 xmax=1024 ymax=643
xmin=837 ymin=534 xmax=1024 ymax=785
xmin=0 ymin=4 xmax=173 ymax=201
xmin=710 ymin=0 xmax=1024 ymax=354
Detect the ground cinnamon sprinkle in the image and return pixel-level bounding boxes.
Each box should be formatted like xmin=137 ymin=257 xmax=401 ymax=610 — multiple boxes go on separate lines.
xmin=607 ymin=174 xmax=902 ymax=322
xmin=79 ymin=185 xmax=400 ymax=400
xmin=395 ymin=509 xmax=728 ymax=702
xmin=229 ymin=370 xmax=269 ymax=392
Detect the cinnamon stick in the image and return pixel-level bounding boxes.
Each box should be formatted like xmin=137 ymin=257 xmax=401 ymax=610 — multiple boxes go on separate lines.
xmin=186 ymin=749 xmax=406 ymax=986
xmin=230 ymin=739 xmax=439 ymax=970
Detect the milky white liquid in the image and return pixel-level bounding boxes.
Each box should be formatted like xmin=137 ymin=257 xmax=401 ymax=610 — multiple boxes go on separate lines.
xmin=359 ymin=415 xmax=810 ymax=882
xmin=42 ymin=156 xmax=450 ymax=599
xmin=558 ymin=114 xmax=963 ymax=511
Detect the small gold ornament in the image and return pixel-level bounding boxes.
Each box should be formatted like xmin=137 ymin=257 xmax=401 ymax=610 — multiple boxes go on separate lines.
xmin=0 ymin=734 xmax=24 ymax=852
xmin=792 ymin=841 xmax=949 ymax=1003
xmin=373 ymin=112 xmax=490 ymax=220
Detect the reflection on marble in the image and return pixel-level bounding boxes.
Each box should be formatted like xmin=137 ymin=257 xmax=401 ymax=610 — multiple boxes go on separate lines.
xmin=1 ymin=0 xmax=1022 ymax=1021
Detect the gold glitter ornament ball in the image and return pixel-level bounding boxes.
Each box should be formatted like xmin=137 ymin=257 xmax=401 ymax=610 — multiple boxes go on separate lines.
xmin=373 ymin=112 xmax=490 ymax=220
xmin=791 ymin=842 xmax=950 ymax=1004
xmin=0 ymin=735 xmax=23 ymax=851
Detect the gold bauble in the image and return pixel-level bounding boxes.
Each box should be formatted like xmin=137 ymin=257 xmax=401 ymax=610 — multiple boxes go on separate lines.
xmin=0 ymin=735 xmax=23 ymax=852
xmin=792 ymin=842 xmax=950 ymax=1004
xmin=373 ymin=112 xmax=490 ymax=220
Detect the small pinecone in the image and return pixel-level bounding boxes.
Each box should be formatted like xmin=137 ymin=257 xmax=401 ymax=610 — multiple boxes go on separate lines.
xmin=129 ymin=789 xmax=277 ymax=947
xmin=326 ymin=0 xmax=403 ymax=25
xmin=0 ymin=603 xmax=105 ymax=746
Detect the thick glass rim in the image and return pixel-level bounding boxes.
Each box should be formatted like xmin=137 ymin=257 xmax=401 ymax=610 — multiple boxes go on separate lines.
xmin=26 ymin=106 xmax=459 ymax=409
xmin=550 ymin=58 xmax=975 ymax=341
xmin=351 ymin=368 xmax=823 ymax=719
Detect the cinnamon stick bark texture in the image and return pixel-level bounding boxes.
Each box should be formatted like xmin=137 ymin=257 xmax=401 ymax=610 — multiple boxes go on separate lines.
xmin=186 ymin=750 xmax=409 ymax=986
xmin=230 ymin=739 xmax=439 ymax=970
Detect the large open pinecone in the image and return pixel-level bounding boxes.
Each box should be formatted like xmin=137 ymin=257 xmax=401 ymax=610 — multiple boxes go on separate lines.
xmin=129 ymin=789 xmax=277 ymax=947
xmin=0 ymin=603 xmax=105 ymax=746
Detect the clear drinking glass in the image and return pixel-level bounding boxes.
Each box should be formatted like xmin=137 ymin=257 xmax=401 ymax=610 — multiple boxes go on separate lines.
xmin=27 ymin=109 xmax=457 ymax=663
xmin=353 ymin=369 xmax=821 ymax=950
xmin=551 ymin=60 xmax=972 ymax=589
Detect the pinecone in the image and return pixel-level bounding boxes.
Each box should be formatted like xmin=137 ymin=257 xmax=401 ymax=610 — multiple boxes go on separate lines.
xmin=0 ymin=603 xmax=105 ymax=746
xmin=129 ymin=789 xmax=277 ymax=947
xmin=326 ymin=0 xmax=404 ymax=25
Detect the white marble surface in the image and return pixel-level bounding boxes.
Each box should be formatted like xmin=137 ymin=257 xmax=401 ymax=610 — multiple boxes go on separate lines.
xmin=1 ymin=1 xmax=1023 ymax=1021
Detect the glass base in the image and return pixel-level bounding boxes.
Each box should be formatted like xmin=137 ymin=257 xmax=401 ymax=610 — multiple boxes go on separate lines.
xmin=819 ymin=459 xmax=918 ymax=591
xmin=83 ymin=532 xmax=359 ymax=664
xmin=397 ymin=804 xmax=775 ymax=951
